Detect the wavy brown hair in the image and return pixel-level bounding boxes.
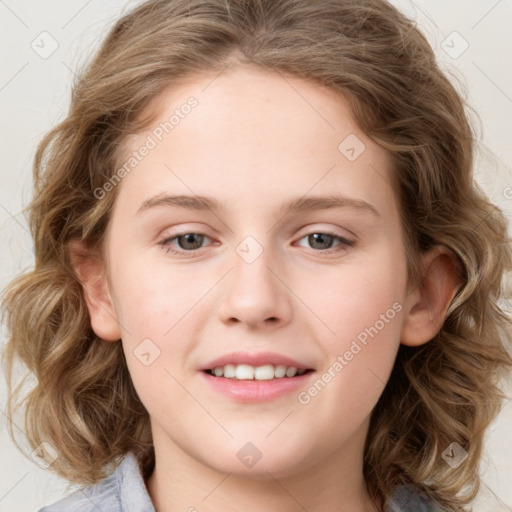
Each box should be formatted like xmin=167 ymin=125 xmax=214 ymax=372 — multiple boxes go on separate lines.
xmin=2 ymin=0 xmax=511 ymax=510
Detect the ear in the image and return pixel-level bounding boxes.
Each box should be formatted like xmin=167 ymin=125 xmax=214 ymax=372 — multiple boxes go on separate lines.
xmin=68 ymin=239 xmax=122 ymax=342
xmin=401 ymin=245 xmax=461 ymax=347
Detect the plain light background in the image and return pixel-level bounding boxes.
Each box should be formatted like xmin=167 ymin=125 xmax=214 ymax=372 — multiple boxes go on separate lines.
xmin=1 ymin=1 xmax=511 ymax=511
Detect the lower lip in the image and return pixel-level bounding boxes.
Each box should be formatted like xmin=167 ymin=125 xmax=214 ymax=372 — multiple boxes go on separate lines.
xmin=200 ymin=371 xmax=315 ymax=403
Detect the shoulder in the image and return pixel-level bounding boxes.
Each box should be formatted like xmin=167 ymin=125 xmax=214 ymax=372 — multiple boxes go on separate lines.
xmin=37 ymin=452 xmax=155 ymax=512
xmin=385 ymin=484 xmax=452 ymax=512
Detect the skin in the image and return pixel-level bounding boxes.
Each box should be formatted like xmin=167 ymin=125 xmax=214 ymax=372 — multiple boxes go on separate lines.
xmin=71 ymin=64 xmax=460 ymax=512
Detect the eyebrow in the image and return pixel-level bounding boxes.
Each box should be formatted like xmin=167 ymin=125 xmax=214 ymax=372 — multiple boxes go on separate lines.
xmin=135 ymin=193 xmax=380 ymax=217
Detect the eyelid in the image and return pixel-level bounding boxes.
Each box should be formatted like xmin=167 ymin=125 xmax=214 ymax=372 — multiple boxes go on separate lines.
xmin=158 ymin=226 xmax=356 ymax=258
xmin=159 ymin=231 xmax=214 ymax=250
xmin=295 ymin=223 xmax=356 ymax=240
xmin=293 ymin=231 xmax=355 ymax=254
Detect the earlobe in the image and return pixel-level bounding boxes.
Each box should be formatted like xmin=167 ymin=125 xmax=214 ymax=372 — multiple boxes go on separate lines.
xmin=68 ymin=239 xmax=122 ymax=342
xmin=401 ymin=246 xmax=462 ymax=347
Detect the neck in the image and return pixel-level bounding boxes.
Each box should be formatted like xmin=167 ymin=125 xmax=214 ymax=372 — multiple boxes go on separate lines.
xmin=146 ymin=422 xmax=379 ymax=512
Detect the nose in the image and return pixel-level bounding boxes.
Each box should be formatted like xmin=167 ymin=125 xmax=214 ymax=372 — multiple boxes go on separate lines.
xmin=217 ymin=241 xmax=293 ymax=330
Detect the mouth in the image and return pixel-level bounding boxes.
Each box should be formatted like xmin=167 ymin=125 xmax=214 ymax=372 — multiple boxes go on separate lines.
xmin=203 ymin=364 xmax=314 ymax=380
xmin=200 ymin=352 xmax=316 ymax=401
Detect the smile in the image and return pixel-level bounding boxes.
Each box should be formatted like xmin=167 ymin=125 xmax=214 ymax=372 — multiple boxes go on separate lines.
xmin=205 ymin=363 xmax=312 ymax=380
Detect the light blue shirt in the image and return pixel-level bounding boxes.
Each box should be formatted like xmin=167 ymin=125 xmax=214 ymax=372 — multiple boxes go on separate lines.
xmin=38 ymin=451 xmax=448 ymax=511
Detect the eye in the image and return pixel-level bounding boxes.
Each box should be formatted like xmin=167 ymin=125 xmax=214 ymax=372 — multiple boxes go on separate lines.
xmin=295 ymin=231 xmax=355 ymax=254
xmin=159 ymin=230 xmax=355 ymax=258
xmin=159 ymin=232 xmax=213 ymax=256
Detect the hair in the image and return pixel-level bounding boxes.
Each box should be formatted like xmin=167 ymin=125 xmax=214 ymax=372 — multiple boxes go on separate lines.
xmin=2 ymin=0 xmax=511 ymax=510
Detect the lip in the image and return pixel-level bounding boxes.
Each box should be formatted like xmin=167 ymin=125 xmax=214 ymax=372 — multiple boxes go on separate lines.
xmin=200 ymin=370 xmax=315 ymax=403
xmin=200 ymin=351 xmax=313 ymax=371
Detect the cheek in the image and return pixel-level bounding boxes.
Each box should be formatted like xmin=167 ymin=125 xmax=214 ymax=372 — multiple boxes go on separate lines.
xmin=296 ymin=281 xmax=403 ymax=438
xmin=301 ymin=256 xmax=406 ymax=348
xmin=294 ymin=250 xmax=406 ymax=404
xmin=111 ymin=257 xmax=213 ymax=394
xmin=110 ymin=254 xmax=213 ymax=338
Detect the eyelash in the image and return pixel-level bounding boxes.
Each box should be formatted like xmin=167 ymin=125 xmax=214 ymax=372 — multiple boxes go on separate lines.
xmin=158 ymin=231 xmax=355 ymax=258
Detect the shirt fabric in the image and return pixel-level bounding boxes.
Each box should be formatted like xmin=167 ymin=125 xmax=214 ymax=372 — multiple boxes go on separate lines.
xmin=38 ymin=451 xmax=448 ymax=512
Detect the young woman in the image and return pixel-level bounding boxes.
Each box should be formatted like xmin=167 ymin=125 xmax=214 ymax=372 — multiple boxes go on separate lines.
xmin=3 ymin=1 xmax=511 ymax=511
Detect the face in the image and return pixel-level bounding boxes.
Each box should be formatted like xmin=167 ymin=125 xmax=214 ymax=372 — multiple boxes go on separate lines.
xmin=100 ymin=65 xmax=411 ymax=478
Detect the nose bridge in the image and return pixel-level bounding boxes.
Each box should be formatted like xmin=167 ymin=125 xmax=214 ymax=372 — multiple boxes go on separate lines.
xmin=218 ymin=234 xmax=291 ymax=327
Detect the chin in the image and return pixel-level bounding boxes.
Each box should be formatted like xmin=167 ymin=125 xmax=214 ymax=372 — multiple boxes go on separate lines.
xmin=193 ymin=437 xmax=317 ymax=480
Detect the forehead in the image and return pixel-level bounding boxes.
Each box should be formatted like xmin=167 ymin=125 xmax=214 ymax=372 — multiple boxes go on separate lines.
xmin=112 ymin=65 xmax=396 ymax=221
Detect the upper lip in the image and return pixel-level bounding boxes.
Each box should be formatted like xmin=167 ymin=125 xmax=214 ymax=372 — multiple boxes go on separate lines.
xmin=201 ymin=351 xmax=314 ymax=371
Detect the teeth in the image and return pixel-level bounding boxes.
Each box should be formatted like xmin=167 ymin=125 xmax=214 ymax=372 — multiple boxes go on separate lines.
xmin=209 ymin=364 xmax=309 ymax=380
xmin=254 ymin=365 xmax=274 ymax=380
xmin=274 ymin=365 xmax=287 ymax=378
xmin=285 ymin=366 xmax=297 ymax=377
xmin=223 ymin=364 xmax=236 ymax=378
xmin=235 ymin=364 xmax=254 ymax=380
